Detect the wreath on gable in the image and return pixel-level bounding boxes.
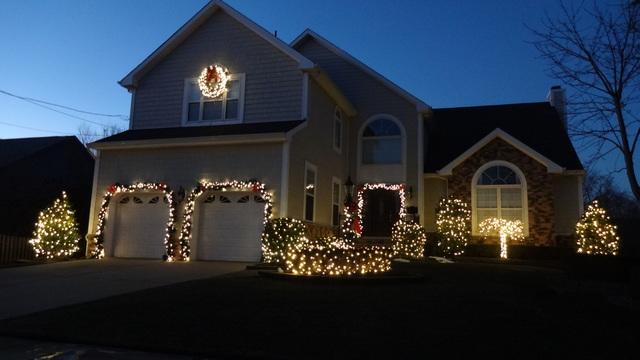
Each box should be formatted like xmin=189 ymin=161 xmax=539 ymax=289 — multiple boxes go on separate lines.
xmin=197 ymin=64 xmax=230 ymax=98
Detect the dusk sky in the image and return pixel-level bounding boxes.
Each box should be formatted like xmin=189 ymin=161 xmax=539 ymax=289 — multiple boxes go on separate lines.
xmin=0 ymin=0 xmax=631 ymax=189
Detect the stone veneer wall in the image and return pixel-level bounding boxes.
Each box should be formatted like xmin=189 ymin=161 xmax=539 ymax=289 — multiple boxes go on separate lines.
xmin=447 ymin=138 xmax=556 ymax=246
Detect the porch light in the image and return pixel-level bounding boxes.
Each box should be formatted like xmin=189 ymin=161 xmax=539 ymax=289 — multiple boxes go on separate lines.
xmin=344 ymin=176 xmax=355 ymax=203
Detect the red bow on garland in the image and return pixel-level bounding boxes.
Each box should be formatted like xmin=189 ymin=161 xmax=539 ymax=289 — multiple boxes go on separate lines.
xmin=206 ymin=66 xmax=219 ymax=84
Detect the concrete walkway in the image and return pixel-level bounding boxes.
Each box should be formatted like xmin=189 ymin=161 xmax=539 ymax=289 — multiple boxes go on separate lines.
xmin=0 ymin=259 xmax=246 ymax=320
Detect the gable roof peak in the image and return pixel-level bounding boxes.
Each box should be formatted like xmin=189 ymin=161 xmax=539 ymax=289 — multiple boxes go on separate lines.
xmin=291 ymin=28 xmax=431 ymax=113
xmin=119 ymin=0 xmax=314 ymax=89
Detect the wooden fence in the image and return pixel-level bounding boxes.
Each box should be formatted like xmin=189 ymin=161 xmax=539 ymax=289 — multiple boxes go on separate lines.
xmin=0 ymin=234 xmax=35 ymax=264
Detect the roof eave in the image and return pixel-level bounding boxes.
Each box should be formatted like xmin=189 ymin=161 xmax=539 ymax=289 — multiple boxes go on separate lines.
xmin=89 ymin=132 xmax=287 ymax=150
xmin=119 ymin=0 xmax=314 ymax=90
xmin=291 ymin=29 xmax=431 ymax=113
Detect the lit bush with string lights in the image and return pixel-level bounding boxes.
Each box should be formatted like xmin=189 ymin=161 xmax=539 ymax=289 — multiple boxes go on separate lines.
xmin=284 ymin=236 xmax=392 ymax=276
xmin=29 ymin=191 xmax=80 ymax=260
xmin=261 ymin=218 xmax=307 ymax=264
xmin=576 ymin=200 xmax=619 ymax=256
xmin=391 ymin=219 xmax=427 ymax=259
xmin=435 ymin=197 xmax=471 ymax=256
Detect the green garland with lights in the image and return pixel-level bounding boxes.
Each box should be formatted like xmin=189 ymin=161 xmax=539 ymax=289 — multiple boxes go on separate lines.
xmin=435 ymin=196 xmax=471 ymax=256
xmin=29 ymin=191 xmax=80 ymax=259
xmin=391 ymin=219 xmax=427 ymax=259
xmin=91 ymin=182 xmax=176 ymax=260
xmin=178 ymin=180 xmax=273 ymax=261
xmin=576 ymin=200 xmax=619 ymax=256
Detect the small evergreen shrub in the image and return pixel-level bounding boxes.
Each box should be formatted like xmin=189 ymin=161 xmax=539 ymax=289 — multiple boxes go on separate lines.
xmin=391 ymin=219 xmax=427 ymax=259
xmin=435 ymin=196 xmax=471 ymax=256
xmin=261 ymin=218 xmax=307 ymax=264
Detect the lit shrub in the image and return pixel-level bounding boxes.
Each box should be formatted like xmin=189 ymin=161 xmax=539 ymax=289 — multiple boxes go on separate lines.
xmin=576 ymin=201 xmax=619 ymax=256
xmin=284 ymin=238 xmax=392 ymax=276
xmin=261 ymin=218 xmax=306 ymax=264
xmin=391 ymin=219 xmax=427 ymax=259
xmin=435 ymin=197 xmax=471 ymax=256
xmin=479 ymin=217 xmax=525 ymax=259
xmin=29 ymin=191 xmax=80 ymax=260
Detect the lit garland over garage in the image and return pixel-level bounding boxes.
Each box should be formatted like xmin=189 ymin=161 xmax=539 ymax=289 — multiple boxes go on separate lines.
xmin=91 ymin=182 xmax=176 ymax=260
xmin=178 ymin=180 xmax=273 ymax=261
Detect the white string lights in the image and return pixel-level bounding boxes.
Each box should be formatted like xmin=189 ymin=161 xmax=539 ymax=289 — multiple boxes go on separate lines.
xmin=197 ymin=64 xmax=230 ymax=98
xmin=92 ymin=182 xmax=176 ymax=260
xmin=479 ymin=218 xmax=525 ymax=259
xmin=576 ymin=200 xmax=619 ymax=256
xmin=178 ymin=180 xmax=273 ymax=261
xmin=435 ymin=197 xmax=471 ymax=256
xmin=29 ymin=191 xmax=81 ymax=259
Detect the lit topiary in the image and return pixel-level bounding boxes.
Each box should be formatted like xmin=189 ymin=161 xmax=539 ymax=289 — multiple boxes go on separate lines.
xmin=29 ymin=191 xmax=80 ymax=260
xmin=261 ymin=218 xmax=306 ymax=264
xmin=391 ymin=219 xmax=427 ymax=259
xmin=435 ymin=197 xmax=471 ymax=256
xmin=479 ymin=218 xmax=525 ymax=259
xmin=576 ymin=200 xmax=619 ymax=256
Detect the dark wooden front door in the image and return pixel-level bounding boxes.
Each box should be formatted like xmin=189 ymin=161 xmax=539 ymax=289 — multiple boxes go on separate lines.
xmin=362 ymin=189 xmax=400 ymax=237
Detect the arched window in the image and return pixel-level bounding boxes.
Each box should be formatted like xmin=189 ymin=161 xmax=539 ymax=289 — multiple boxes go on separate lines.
xmin=361 ymin=117 xmax=402 ymax=164
xmin=472 ymin=162 xmax=528 ymax=234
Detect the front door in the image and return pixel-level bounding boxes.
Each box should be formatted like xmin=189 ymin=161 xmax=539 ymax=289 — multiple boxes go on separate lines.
xmin=362 ymin=189 xmax=401 ymax=237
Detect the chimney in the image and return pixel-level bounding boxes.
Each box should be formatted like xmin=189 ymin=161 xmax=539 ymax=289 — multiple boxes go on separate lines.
xmin=547 ymin=85 xmax=567 ymax=128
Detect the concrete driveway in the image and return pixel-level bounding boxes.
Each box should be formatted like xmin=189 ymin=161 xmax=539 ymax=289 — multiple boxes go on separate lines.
xmin=0 ymin=259 xmax=247 ymax=320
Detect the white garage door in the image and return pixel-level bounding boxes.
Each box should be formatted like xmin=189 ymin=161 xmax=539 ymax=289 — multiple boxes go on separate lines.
xmin=110 ymin=193 xmax=169 ymax=259
xmin=194 ymin=191 xmax=265 ymax=261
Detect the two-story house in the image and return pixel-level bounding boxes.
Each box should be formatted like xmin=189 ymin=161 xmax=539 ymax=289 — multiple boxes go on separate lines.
xmin=87 ymin=0 xmax=583 ymax=261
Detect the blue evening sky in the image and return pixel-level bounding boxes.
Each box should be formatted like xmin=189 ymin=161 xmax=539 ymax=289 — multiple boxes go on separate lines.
xmin=0 ymin=0 xmax=631 ymax=190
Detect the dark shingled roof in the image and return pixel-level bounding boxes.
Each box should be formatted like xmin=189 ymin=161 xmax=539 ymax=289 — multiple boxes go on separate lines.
xmin=425 ymin=102 xmax=583 ymax=172
xmin=0 ymin=136 xmax=75 ymax=168
xmin=94 ymin=120 xmax=305 ymax=144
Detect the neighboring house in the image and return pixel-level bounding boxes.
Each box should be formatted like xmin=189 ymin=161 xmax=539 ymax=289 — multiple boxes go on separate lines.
xmin=0 ymin=136 xmax=94 ymax=237
xmin=87 ymin=0 xmax=583 ymax=261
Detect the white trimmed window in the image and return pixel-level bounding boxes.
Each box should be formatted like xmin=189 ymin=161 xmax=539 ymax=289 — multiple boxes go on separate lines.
xmin=472 ymin=162 xmax=528 ymax=235
xmin=182 ymin=73 xmax=245 ymax=125
xmin=361 ymin=117 xmax=402 ymax=164
xmin=331 ymin=177 xmax=341 ymax=227
xmin=304 ymin=162 xmax=317 ymax=222
xmin=333 ymin=107 xmax=343 ymax=153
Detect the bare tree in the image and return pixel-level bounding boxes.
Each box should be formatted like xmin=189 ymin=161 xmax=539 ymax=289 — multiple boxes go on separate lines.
xmin=530 ymin=1 xmax=640 ymax=203
xmin=77 ymin=124 xmax=123 ymax=148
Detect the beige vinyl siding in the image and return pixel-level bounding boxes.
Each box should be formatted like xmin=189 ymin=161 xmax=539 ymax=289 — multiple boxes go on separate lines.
xmin=132 ymin=10 xmax=303 ymax=129
xmin=552 ymin=174 xmax=582 ymax=235
xmin=424 ymin=177 xmax=448 ymax=232
xmin=296 ymin=37 xmax=421 ymax=210
xmin=287 ymin=78 xmax=348 ymax=225
xmin=89 ymin=143 xmax=283 ymax=233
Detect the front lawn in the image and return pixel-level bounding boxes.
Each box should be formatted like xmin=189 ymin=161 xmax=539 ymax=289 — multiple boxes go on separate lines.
xmin=0 ymin=261 xmax=635 ymax=359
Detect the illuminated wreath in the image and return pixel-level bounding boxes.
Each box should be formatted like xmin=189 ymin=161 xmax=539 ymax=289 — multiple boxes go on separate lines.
xmin=91 ymin=182 xmax=177 ymax=260
xmin=178 ymin=180 xmax=273 ymax=261
xmin=197 ymin=64 xmax=230 ymax=98
xmin=341 ymin=183 xmax=406 ymax=239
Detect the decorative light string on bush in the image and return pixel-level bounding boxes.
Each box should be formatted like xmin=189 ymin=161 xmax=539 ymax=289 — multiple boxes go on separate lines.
xmin=178 ymin=180 xmax=273 ymax=261
xmin=92 ymin=182 xmax=176 ymax=260
xmin=30 ymin=191 xmax=80 ymax=259
xmin=576 ymin=200 xmax=619 ymax=256
xmin=391 ymin=220 xmax=427 ymax=259
xmin=435 ymin=197 xmax=471 ymax=256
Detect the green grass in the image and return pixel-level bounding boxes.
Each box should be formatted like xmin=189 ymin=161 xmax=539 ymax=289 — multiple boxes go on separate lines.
xmin=0 ymin=262 xmax=635 ymax=359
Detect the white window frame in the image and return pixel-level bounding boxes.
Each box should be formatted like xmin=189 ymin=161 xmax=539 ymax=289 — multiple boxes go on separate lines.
xmin=356 ymin=114 xmax=406 ymax=183
xmin=331 ymin=176 xmax=342 ymax=227
xmin=471 ymin=160 xmax=529 ymax=236
xmin=181 ymin=73 xmax=246 ymax=126
xmin=303 ymin=161 xmax=317 ymax=222
xmin=333 ymin=107 xmax=343 ymax=154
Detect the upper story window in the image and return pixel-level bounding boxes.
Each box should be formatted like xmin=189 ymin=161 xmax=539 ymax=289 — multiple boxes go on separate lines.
xmin=472 ymin=162 xmax=528 ymax=235
xmin=183 ymin=73 xmax=245 ymax=125
xmin=361 ymin=117 xmax=403 ymax=165
xmin=333 ymin=107 xmax=343 ymax=153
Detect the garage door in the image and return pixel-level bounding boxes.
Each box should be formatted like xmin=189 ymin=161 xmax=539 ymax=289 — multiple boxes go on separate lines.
xmin=194 ymin=191 xmax=265 ymax=261
xmin=110 ymin=193 xmax=169 ymax=259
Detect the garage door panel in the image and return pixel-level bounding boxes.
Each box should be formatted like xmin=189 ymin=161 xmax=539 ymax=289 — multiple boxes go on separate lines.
xmin=111 ymin=193 xmax=169 ymax=259
xmin=195 ymin=192 xmax=264 ymax=261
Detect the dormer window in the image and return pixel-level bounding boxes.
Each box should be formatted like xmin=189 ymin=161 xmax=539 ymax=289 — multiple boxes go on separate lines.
xmin=182 ymin=73 xmax=245 ymax=125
